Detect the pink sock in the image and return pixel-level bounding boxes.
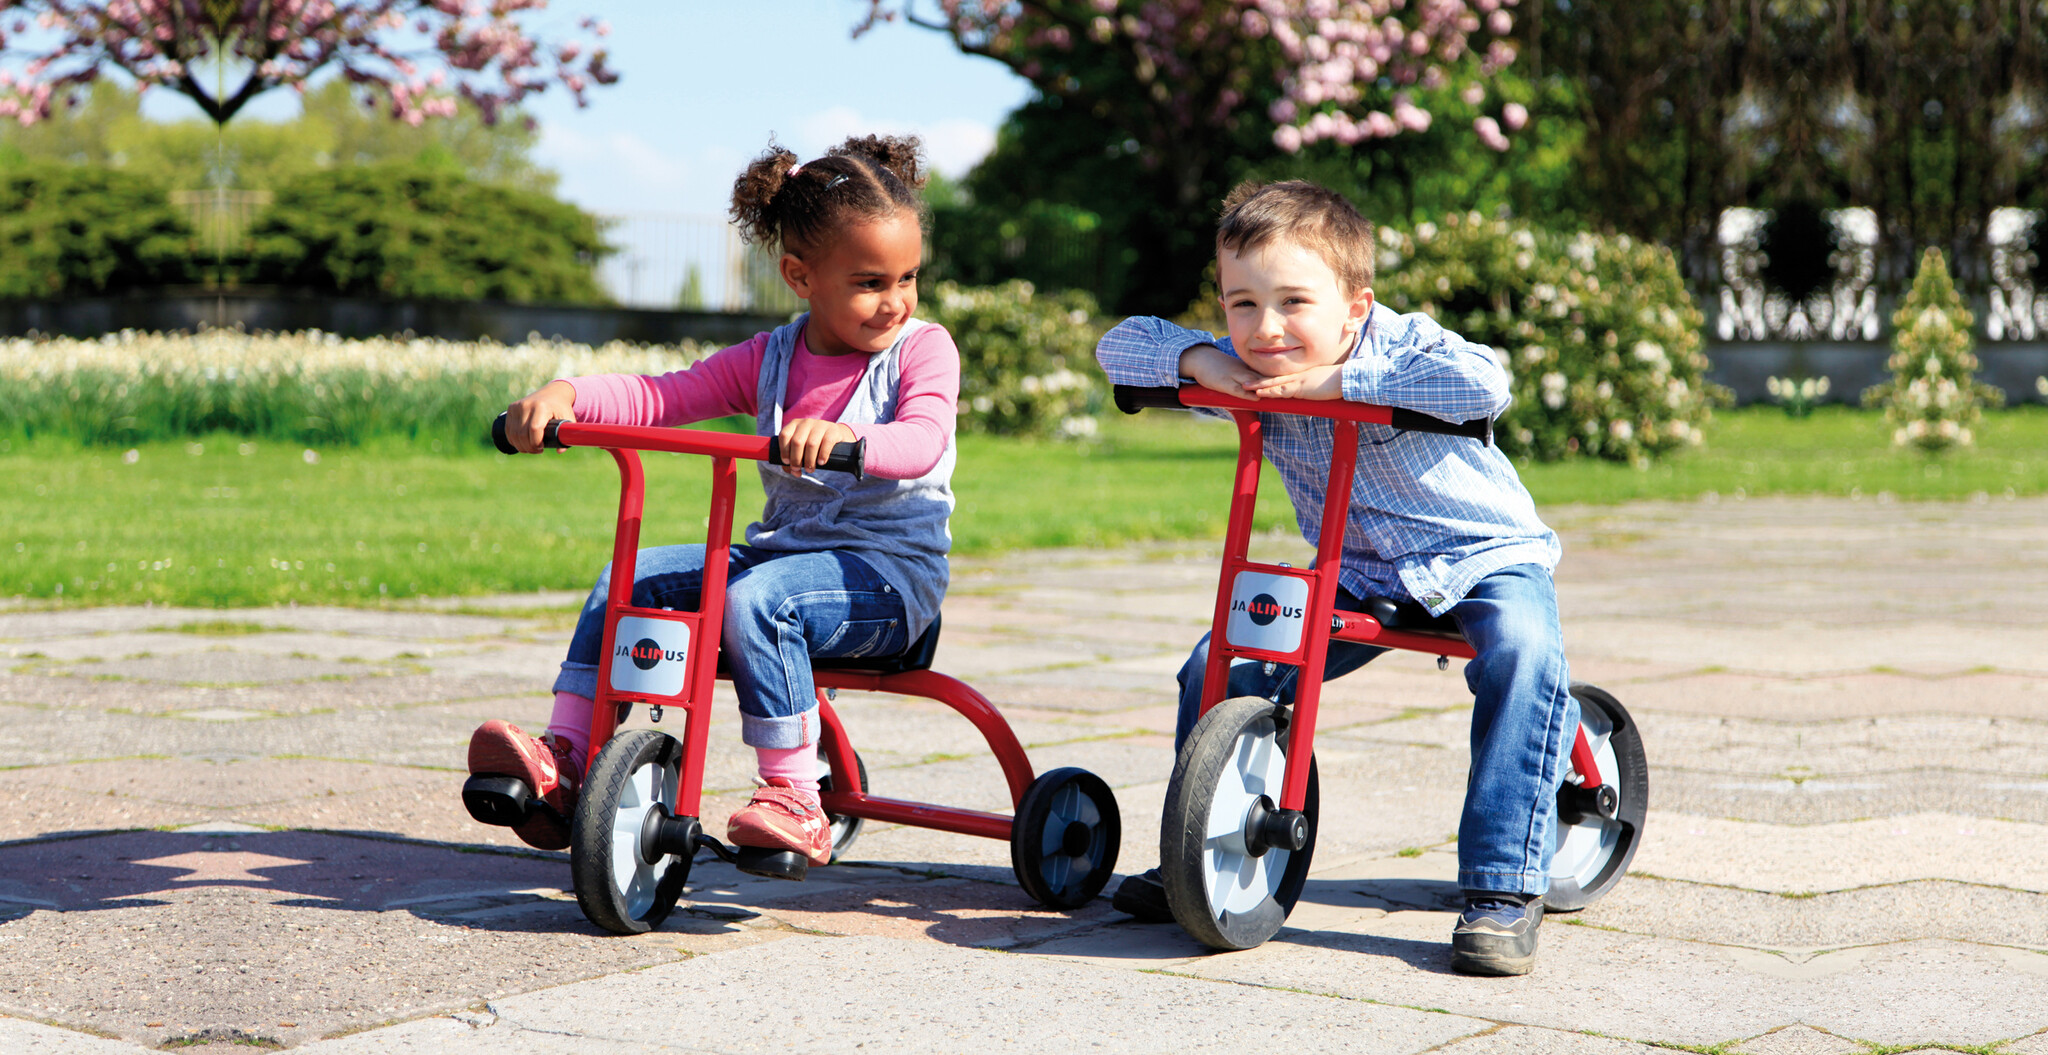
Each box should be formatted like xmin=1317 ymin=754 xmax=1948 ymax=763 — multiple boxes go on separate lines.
xmin=756 ymin=744 xmax=820 ymax=793
xmin=547 ymin=692 xmax=593 ymax=762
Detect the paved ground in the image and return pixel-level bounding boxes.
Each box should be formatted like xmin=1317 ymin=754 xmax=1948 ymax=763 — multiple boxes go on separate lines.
xmin=0 ymin=496 xmax=2044 ymax=1053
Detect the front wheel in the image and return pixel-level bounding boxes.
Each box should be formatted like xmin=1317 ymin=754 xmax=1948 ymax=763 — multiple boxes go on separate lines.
xmin=1160 ymin=697 xmax=1320 ymax=951
xmin=1010 ymin=767 xmax=1120 ymax=909
xmin=571 ymin=729 xmax=692 ymax=935
xmin=1545 ymin=683 xmax=1648 ymax=911
xmin=818 ymin=744 xmax=869 ymax=864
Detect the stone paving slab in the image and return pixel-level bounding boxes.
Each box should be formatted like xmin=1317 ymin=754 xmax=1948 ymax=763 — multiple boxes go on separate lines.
xmin=0 ymin=497 xmax=2044 ymax=1051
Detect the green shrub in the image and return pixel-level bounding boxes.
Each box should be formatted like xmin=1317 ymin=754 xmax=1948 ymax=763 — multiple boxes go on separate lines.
xmin=1863 ymin=247 xmax=2002 ymax=450
xmin=920 ymin=280 xmax=1103 ymax=437
xmin=1376 ymin=213 xmax=1718 ymax=462
xmin=242 ymin=163 xmax=611 ymax=303
xmin=0 ymin=162 xmax=198 ymax=296
xmin=0 ymin=330 xmax=705 ymax=447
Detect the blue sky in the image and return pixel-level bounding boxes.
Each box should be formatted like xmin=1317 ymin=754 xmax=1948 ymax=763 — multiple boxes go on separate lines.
xmin=142 ymin=1 xmax=1033 ymax=218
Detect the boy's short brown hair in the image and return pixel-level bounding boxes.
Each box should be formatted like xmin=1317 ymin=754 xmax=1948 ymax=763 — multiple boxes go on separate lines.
xmin=1216 ymin=179 xmax=1376 ymax=294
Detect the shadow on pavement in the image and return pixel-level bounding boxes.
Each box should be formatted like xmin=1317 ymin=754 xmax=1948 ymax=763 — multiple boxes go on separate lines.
xmin=0 ymin=827 xmax=587 ymax=926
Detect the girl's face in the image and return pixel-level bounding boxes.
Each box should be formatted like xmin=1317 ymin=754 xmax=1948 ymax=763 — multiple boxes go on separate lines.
xmin=779 ymin=211 xmax=924 ymax=356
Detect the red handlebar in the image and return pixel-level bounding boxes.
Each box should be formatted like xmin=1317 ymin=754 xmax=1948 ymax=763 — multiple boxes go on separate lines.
xmin=491 ymin=414 xmax=865 ymax=477
xmin=1112 ymin=384 xmax=1492 ymax=443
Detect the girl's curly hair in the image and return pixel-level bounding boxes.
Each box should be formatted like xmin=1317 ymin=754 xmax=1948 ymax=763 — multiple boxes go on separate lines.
xmin=729 ymin=134 xmax=928 ymax=258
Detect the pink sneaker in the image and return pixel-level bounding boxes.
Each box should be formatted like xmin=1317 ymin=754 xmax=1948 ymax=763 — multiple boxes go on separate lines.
xmin=468 ymin=720 xmax=581 ymax=850
xmin=726 ymin=778 xmax=831 ymax=865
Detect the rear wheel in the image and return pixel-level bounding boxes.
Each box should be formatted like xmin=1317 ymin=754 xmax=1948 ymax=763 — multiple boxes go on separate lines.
xmin=1160 ymin=697 xmax=1320 ymax=951
xmin=1010 ymin=767 xmax=1121 ymax=909
xmin=1545 ymin=684 xmax=1648 ymax=911
xmin=818 ymin=744 xmax=869 ymax=864
xmin=571 ymin=729 xmax=692 ymax=935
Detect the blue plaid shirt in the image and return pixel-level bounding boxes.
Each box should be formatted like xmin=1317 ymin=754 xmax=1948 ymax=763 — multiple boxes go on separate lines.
xmin=1096 ymin=305 xmax=1559 ymax=615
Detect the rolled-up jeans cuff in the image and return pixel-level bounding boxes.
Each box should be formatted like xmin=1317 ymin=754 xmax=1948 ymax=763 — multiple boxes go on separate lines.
xmin=552 ymin=662 xmax=599 ymax=702
xmin=741 ymin=709 xmax=820 ymax=750
xmin=1458 ymin=868 xmax=1548 ymax=897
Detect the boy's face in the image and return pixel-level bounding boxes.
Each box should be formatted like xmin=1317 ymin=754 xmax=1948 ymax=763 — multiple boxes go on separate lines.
xmin=1216 ymin=238 xmax=1374 ymax=377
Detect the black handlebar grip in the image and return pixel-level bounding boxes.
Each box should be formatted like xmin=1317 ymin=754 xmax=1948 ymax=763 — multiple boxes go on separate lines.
xmin=490 ymin=413 xmax=516 ymax=454
xmin=1388 ymin=407 xmax=1494 ymax=444
xmin=490 ymin=414 xmax=570 ymax=453
xmin=1112 ymin=385 xmax=1188 ymax=414
xmin=768 ymin=436 xmax=866 ymax=479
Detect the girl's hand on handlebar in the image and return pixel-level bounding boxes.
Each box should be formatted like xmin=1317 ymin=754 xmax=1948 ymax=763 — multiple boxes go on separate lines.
xmin=505 ymin=380 xmax=578 ymax=453
xmin=1244 ymin=364 xmax=1342 ymax=401
xmin=1178 ymin=344 xmax=1264 ymax=400
xmin=778 ymin=417 xmax=857 ymax=475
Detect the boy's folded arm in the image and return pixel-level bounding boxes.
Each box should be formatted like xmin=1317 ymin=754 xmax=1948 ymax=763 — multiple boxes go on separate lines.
xmin=1339 ymin=314 xmax=1511 ymax=423
xmin=564 ymin=335 xmax=766 ymax=427
xmin=1095 ymin=316 xmax=1224 ymax=388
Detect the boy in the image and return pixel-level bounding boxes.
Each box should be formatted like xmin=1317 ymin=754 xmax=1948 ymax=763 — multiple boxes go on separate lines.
xmin=1096 ymin=180 xmax=1575 ymax=977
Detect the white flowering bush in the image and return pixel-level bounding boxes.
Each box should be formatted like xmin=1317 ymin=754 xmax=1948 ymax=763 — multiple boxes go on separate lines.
xmin=920 ymin=279 xmax=1104 ymax=438
xmin=1765 ymin=375 xmax=1830 ymax=417
xmin=1863 ymin=248 xmax=2002 ymax=451
xmin=0 ymin=329 xmax=705 ymax=447
xmin=1375 ymin=213 xmax=1720 ymax=462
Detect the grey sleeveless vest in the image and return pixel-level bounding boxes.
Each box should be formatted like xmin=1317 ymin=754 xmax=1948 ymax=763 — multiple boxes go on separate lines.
xmin=749 ymin=314 xmax=954 ymax=640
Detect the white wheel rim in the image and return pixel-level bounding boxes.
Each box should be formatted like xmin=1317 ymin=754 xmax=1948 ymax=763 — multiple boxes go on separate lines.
xmin=1035 ymin=778 xmax=1103 ymax=895
xmin=1202 ymin=721 xmax=1292 ymax=920
xmin=608 ymin=758 xmax=674 ymax=918
xmin=1551 ymin=702 xmax=1623 ymax=890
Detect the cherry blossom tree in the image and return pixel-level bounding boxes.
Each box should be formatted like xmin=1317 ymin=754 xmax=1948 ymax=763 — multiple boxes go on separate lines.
xmin=859 ymin=1 xmax=1522 ymax=311
xmin=0 ymin=1 xmax=616 ymax=127
xmin=859 ymin=1 xmax=1522 ymax=185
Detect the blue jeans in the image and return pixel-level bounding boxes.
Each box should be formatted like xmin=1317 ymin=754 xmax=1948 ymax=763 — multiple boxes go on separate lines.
xmin=553 ymin=544 xmax=909 ymax=749
xmin=1175 ymin=563 xmax=1577 ymax=897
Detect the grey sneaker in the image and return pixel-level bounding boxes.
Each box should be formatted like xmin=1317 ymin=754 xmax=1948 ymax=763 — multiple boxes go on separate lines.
xmin=1111 ymin=868 xmax=1173 ymax=923
xmin=1450 ymin=893 xmax=1542 ymax=976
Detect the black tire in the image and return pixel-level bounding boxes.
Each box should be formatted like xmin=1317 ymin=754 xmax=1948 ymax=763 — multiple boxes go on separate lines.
xmin=1161 ymin=696 xmax=1320 ymax=951
xmin=571 ymin=729 xmax=692 ymax=935
xmin=818 ymin=745 xmax=868 ymax=864
xmin=1545 ymin=683 xmax=1648 ymax=912
xmin=1010 ymin=767 xmax=1121 ymax=909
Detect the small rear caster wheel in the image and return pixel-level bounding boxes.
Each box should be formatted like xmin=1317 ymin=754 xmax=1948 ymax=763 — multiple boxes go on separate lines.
xmin=571 ymin=729 xmax=693 ymax=934
xmin=818 ymin=743 xmax=869 ymax=864
xmin=1011 ymin=767 xmax=1120 ymax=909
xmin=1160 ymin=696 xmax=1320 ymax=951
xmin=1544 ymin=683 xmax=1648 ymax=912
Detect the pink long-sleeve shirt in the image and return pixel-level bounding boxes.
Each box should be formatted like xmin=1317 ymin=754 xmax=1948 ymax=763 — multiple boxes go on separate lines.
xmin=562 ymin=325 xmax=960 ymax=479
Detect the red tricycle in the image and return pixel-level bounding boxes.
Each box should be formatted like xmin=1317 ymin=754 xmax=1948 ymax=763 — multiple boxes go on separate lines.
xmin=462 ymin=415 xmax=1121 ymax=935
xmin=1113 ymin=384 xmax=1648 ymax=951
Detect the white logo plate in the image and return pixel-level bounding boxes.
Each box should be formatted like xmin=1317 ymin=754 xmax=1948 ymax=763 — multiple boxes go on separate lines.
xmin=609 ymin=615 xmax=691 ymax=697
xmin=1224 ymin=571 xmax=1311 ymax=654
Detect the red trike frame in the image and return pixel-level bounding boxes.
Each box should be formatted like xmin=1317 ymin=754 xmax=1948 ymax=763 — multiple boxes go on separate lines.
xmin=1159 ymin=385 xmax=1603 ymax=814
xmin=555 ymin=420 xmax=1035 ymax=845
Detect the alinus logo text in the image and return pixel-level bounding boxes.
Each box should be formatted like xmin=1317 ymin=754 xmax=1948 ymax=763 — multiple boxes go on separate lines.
xmin=1232 ymin=593 xmax=1301 ymax=627
xmin=619 ymin=637 xmax=684 ymax=671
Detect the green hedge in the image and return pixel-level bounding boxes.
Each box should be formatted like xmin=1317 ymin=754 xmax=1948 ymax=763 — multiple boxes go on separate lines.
xmin=0 ymin=163 xmax=198 ymax=296
xmin=242 ymin=163 xmax=611 ymax=303
xmin=1376 ymin=213 xmax=1720 ymax=462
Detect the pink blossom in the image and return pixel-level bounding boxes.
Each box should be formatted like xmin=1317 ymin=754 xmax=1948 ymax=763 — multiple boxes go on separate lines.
xmin=1462 ymin=82 xmax=1486 ymax=105
xmin=1273 ymin=123 xmax=1304 ymax=152
xmin=1502 ymin=101 xmax=1527 ymax=130
xmin=1474 ymin=114 xmax=1509 ymax=151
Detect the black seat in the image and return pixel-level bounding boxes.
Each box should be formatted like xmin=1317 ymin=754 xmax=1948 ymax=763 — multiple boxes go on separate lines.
xmin=1359 ymin=596 xmax=1464 ymax=637
xmin=716 ymin=615 xmax=944 ymax=678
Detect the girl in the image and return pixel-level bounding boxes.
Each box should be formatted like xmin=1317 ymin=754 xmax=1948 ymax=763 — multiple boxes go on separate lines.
xmin=469 ymin=134 xmax=959 ymax=864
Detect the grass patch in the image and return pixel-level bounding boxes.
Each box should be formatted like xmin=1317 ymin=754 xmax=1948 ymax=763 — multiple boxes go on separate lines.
xmin=157 ymin=619 xmax=290 ymax=636
xmin=1 ymin=406 xmax=2043 ymax=607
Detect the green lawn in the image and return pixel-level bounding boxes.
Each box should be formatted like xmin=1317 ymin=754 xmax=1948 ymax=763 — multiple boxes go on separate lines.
xmin=3 ymin=406 xmax=2044 ymax=607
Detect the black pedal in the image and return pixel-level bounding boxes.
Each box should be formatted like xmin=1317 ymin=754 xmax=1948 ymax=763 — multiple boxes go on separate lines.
xmin=461 ymin=774 xmax=532 ymax=827
xmin=735 ymin=846 xmax=810 ymax=881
